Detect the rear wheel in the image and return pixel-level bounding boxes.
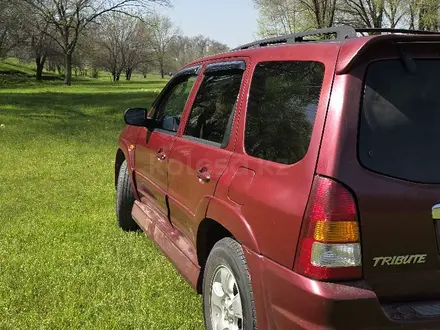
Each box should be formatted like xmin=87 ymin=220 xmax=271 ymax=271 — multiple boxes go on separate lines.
xmin=116 ymin=160 xmax=139 ymax=231
xmin=203 ymin=238 xmax=257 ymax=330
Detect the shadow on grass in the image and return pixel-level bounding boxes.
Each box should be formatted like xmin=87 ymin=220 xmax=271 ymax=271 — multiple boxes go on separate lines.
xmin=0 ymin=90 xmax=161 ymax=141
xmin=0 ymin=91 xmax=158 ymax=117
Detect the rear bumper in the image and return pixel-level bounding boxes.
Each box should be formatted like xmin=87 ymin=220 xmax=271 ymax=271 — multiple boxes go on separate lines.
xmin=243 ymin=247 xmax=440 ymax=330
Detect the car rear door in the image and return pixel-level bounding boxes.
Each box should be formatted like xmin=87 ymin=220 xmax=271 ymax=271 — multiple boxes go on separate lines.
xmin=167 ymin=59 xmax=248 ymax=243
xmin=134 ymin=66 xmax=201 ymax=215
xmin=320 ymin=37 xmax=440 ymax=302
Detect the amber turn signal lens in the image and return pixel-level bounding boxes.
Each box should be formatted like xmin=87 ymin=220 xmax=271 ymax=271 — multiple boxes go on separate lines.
xmin=314 ymin=221 xmax=359 ymax=243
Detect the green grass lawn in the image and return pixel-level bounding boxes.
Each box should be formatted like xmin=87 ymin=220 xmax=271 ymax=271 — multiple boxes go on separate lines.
xmin=0 ymin=73 xmax=204 ymax=329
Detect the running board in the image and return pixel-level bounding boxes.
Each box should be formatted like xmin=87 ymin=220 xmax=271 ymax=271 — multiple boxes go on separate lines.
xmin=131 ymin=200 xmax=200 ymax=291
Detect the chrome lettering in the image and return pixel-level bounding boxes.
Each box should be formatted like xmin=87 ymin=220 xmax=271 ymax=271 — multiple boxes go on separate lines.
xmin=403 ymin=255 xmax=412 ymax=264
xmin=373 ymin=257 xmax=383 ymax=267
xmin=394 ymin=256 xmax=404 ymax=265
xmin=417 ymin=254 xmax=427 ymax=264
xmin=383 ymin=256 xmax=392 ymax=265
xmin=373 ymin=254 xmax=427 ymax=267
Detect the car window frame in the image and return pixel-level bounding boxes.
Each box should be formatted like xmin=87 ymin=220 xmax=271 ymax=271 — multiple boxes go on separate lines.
xmin=242 ymin=59 xmax=326 ymax=166
xmin=180 ymin=60 xmax=247 ymax=148
xmin=150 ymin=65 xmax=202 ymax=136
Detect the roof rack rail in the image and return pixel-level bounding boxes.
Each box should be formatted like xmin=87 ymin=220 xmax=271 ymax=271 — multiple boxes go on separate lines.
xmin=233 ymin=26 xmax=440 ymax=51
xmin=356 ymin=28 xmax=439 ymax=35
xmin=233 ymin=26 xmax=357 ymax=50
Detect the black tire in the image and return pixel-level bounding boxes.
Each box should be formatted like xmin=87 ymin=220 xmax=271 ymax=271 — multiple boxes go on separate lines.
xmin=203 ymin=238 xmax=257 ymax=330
xmin=116 ymin=160 xmax=139 ymax=231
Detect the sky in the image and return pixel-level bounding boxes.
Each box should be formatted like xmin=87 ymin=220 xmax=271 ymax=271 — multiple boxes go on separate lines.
xmin=157 ymin=0 xmax=259 ymax=48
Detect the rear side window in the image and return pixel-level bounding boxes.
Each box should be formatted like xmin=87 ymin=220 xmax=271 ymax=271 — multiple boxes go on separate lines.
xmin=245 ymin=61 xmax=324 ymax=165
xmin=184 ymin=71 xmax=243 ymax=147
xmin=359 ymin=60 xmax=440 ymax=183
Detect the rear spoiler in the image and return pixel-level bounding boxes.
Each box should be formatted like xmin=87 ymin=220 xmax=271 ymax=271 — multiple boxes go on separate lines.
xmin=336 ymin=34 xmax=440 ymax=74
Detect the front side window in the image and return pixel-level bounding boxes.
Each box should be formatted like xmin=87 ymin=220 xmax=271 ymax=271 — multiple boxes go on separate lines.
xmin=359 ymin=59 xmax=440 ymax=183
xmin=154 ymin=76 xmax=196 ymax=133
xmin=184 ymin=70 xmax=243 ymax=147
xmin=245 ymin=61 xmax=325 ymax=165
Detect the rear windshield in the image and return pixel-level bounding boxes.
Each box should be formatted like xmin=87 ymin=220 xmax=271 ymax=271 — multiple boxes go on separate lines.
xmin=359 ymin=59 xmax=440 ymax=183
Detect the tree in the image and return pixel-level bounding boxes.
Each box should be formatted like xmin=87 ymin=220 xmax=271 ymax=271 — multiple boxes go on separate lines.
xmin=148 ymin=14 xmax=178 ymax=78
xmin=120 ymin=17 xmax=149 ymax=80
xmin=253 ymin=0 xmax=301 ymax=36
xmin=419 ymin=0 xmax=440 ymax=30
xmin=90 ymin=13 xmax=151 ymax=81
xmin=0 ymin=1 xmax=23 ymax=59
xmin=208 ymin=40 xmax=229 ymax=55
xmin=31 ymin=25 xmax=53 ymax=81
xmin=169 ymin=35 xmax=193 ymax=68
xmin=402 ymin=0 xmax=440 ymax=30
xmin=91 ymin=14 xmax=125 ymax=81
xmin=168 ymin=35 xmax=229 ymax=72
xmin=299 ymin=0 xmax=338 ymax=28
xmin=253 ymin=0 xmax=338 ymax=36
xmin=20 ymin=0 xmax=170 ymax=85
xmin=22 ymin=14 xmax=55 ymax=80
xmin=193 ymin=35 xmax=210 ymax=57
xmin=340 ymin=0 xmax=385 ymax=28
xmin=383 ymin=0 xmax=407 ymax=28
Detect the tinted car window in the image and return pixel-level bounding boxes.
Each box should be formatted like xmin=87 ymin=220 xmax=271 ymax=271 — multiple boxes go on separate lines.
xmin=184 ymin=72 xmax=243 ymax=147
xmin=154 ymin=76 xmax=196 ymax=133
xmin=359 ymin=60 xmax=440 ymax=183
xmin=245 ymin=61 xmax=324 ymax=164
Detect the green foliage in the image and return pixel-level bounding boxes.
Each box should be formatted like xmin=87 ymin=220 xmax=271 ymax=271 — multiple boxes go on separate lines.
xmin=254 ymin=0 xmax=440 ymax=37
xmin=0 ymin=76 xmax=204 ymax=330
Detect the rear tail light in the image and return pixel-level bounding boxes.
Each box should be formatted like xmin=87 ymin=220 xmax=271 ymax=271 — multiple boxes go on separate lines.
xmin=294 ymin=176 xmax=362 ymax=280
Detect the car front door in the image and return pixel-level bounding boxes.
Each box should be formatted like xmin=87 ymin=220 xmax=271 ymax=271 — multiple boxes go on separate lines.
xmin=134 ymin=66 xmax=201 ymax=215
xmin=167 ymin=60 xmax=247 ymax=242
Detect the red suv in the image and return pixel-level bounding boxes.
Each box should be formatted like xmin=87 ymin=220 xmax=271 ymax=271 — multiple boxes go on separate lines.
xmin=115 ymin=26 xmax=440 ymax=329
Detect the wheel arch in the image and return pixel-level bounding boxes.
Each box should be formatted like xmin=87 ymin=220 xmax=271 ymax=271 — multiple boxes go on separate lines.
xmin=195 ymin=198 xmax=260 ymax=293
xmin=115 ymin=138 xmax=139 ymax=200
xmin=115 ymin=148 xmax=126 ymax=188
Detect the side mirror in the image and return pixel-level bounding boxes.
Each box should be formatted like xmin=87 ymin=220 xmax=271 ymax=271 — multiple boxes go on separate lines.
xmin=124 ymin=108 xmax=158 ymax=130
xmin=124 ymin=108 xmax=147 ymax=127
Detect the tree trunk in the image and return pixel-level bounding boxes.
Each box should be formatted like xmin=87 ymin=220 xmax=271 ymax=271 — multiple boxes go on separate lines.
xmin=125 ymin=69 xmax=132 ymax=81
xmin=160 ymin=67 xmax=164 ymax=79
xmin=64 ymin=53 xmax=72 ymax=86
xmin=143 ymin=73 xmax=147 ymax=79
xmin=35 ymin=56 xmax=46 ymax=81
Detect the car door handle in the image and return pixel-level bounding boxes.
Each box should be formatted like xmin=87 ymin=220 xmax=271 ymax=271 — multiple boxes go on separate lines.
xmin=157 ymin=149 xmax=166 ymax=161
xmin=197 ymin=168 xmax=211 ymax=183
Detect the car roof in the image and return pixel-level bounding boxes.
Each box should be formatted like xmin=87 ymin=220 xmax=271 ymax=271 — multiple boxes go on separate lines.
xmin=182 ymin=26 xmax=440 ymax=73
xmin=184 ymin=41 xmax=344 ymax=67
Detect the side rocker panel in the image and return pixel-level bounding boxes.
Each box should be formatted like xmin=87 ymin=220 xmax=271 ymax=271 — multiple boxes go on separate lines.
xmin=132 ymin=200 xmax=200 ymax=290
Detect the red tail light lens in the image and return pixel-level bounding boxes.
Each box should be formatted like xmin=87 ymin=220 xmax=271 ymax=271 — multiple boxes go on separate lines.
xmin=294 ymin=176 xmax=362 ymax=280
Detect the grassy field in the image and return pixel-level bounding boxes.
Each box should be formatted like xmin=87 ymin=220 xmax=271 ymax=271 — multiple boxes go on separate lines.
xmin=0 ymin=67 xmax=204 ymax=329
